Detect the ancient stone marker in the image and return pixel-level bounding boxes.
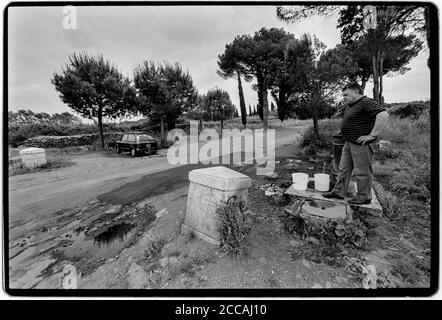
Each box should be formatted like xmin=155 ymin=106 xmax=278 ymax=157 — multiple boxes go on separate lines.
xmin=182 ymin=166 xmax=251 ymax=245
xmin=19 ymin=147 xmax=47 ymax=169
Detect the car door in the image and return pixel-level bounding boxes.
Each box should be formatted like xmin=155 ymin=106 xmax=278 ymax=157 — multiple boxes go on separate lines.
xmin=120 ymin=134 xmax=128 ymax=150
xmin=127 ymin=134 xmax=136 ymax=150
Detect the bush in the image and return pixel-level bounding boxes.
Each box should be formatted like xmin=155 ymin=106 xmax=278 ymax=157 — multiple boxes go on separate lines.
xmin=388 ymin=101 xmax=430 ymax=119
xmin=8 ymin=118 xmax=155 ymax=147
xmin=391 ymin=161 xmax=431 ymax=203
xmin=8 ymin=122 xmax=97 ymax=147
xmin=299 ymin=120 xmax=340 ymax=153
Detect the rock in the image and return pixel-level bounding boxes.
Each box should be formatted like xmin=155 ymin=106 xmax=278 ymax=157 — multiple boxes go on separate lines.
xmin=126 ymin=263 xmax=149 ymax=289
xmin=285 ymin=163 xmax=299 ymax=170
xmin=379 ymin=140 xmax=392 ymax=150
xmin=105 ymin=204 xmax=122 ymax=215
xmin=305 ymin=236 xmax=320 ymax=246
xmin=265 ymin=172 xmax=279 ymax=180
xmin=156 ymin=208 xmax=168 ymax=218
xmin=301 ymin=259 xmax=311 ymax=269
xmin=159 ymin=257 xmax=169 ymax=268
xmin=289 ymin=239 xmax=300 ymax=247
xmin=87 ymin=199 xmax=98 ymax=206
xmin=364 ymin=252 xmax=393 ymax=274
xmin=312 ymin=283 xmax=322 ymax=289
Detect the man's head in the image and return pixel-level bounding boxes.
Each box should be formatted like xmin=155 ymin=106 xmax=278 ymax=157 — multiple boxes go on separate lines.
xmin=342 ymin=83 xmax=363 ymax=105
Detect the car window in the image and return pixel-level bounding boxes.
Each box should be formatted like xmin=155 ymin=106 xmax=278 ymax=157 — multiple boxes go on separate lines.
xmin=127 ymin=134 xmax=136 ymax=142
xmin=122 ymin=135 xmax=128 ymax=141
xmin=137 ymin=134 xmax=154 ymax=142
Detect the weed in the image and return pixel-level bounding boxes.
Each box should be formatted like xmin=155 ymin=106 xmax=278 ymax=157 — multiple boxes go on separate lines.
xmin=373 ymin=182 xmax=401 ymax=217
xmin=216 ymin=196 xmax=251 ymax=257
xmin=144 ymin=239 xmax=166 ymax=260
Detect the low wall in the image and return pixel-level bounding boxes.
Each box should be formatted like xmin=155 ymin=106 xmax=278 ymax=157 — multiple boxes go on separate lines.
xmin=24 ymin=132 xmax=125 ymax=148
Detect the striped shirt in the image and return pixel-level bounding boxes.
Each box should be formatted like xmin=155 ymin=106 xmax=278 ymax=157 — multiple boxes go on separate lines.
xmin=341 ymin=96 xmax=386 ymax=145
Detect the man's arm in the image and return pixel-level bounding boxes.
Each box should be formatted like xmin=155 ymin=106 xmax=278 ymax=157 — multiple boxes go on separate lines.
xmin=356 ymin=111 xmax=389 ymax=145
xmin=369 ymin=111 xmax=389 ymax=137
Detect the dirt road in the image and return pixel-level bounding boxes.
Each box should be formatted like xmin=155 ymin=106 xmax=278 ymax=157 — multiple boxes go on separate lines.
xmin=8 ymin=122 xmax=306 ymax=242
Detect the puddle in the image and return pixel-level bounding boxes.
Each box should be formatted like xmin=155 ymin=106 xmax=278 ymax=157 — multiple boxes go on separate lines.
xmin=61 ymin=223 xmax=136 ymax=260
xmin=308 ymin=200 xmax=338 ymax=210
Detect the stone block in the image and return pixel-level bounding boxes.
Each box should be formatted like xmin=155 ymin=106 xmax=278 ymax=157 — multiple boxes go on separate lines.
xmin=19 ymin=147 xmax=47 ymax=168
xmin=182 ymin=166 xmax=251 ymax=245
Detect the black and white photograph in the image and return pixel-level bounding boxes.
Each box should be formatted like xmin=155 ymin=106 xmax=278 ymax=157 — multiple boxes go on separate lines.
xmin=3 ymin=1 xmax=437 ymax=296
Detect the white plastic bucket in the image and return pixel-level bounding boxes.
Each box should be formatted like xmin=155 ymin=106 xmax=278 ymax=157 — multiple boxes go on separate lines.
xmin=314 ymin=173 xmax=330 ymax=192
xmin=292 ymin=173 xmax=308 ymax=190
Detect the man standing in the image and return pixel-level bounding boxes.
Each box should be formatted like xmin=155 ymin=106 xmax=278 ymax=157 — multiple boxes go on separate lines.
xmin=323 ymin=83 xmax=389 ymax=204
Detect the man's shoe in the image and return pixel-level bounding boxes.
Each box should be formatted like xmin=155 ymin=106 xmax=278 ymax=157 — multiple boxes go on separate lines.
xmin=347 ymin=198 xmax=371 ymax=205
xmin=322 ymin=192 xmax=345 ymax=200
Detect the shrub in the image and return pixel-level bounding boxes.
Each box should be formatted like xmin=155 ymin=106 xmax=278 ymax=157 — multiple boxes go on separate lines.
xmin=391 ymin=162 xmax=431 ymax=203
xmin=388 ymin=101 xmax=430 ymax=119
xmin=299 ymin=120 xmax=340 ymax=153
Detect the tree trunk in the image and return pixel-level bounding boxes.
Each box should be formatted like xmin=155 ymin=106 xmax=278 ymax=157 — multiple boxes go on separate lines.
xmin=379 ymin=56 xmax=384 ymax=105
xmin=313 ymin=114 xmax=319 ymax=136
xmin=372 ymin=51 xmax=380 ymax=103
xmin=277 ymin=89 xmax=287 ymax=122
xmin=97 ymin=107 xmax=104 ymax=150
xmin=425 ymin=5 xmax=430 ymax=68
xmin=312 ymin=96 xmax=319 ymax=136
xmin=160 ymin=116 xmax=165 ymax=141
xmin=236 ymin=70 xmax=247 ymax=128
xmin=361 ymin=78 xmax=368 ymax=94
xmin=257 ymin=76 xmax=264 ymax=120
xmin=262 ymin=89 xmax=268 ymax=129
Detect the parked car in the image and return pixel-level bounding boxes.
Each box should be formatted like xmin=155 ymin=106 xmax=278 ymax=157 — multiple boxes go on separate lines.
xmin=115 ymin=132 xmax=159 ymax=157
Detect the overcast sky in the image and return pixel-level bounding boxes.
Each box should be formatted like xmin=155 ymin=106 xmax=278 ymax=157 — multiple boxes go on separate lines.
xmin=8 ymin=5 xmax=430 ymax=121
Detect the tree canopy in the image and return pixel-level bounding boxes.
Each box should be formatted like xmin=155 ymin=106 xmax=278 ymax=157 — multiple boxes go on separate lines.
xmin=133 ymin=61 xmax=198 ymax=137
xmin=51 ymin=52 xmax=135 ymax=147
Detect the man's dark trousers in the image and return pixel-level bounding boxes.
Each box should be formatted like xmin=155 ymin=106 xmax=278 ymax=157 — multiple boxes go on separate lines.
xmin=331 ymin=141 xmax=374 ymax=201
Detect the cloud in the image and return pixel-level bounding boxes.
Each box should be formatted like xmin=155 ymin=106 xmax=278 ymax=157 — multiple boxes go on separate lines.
xmin=7 ymin=4 xmax=430 ymax=117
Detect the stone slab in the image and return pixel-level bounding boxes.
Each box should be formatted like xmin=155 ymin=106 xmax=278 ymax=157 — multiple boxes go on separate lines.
xmin=302 ymin=200 xmax=347 ymax=219
xmin=19 ymin=147 xmax=47 ymax=168
xmin=284 ymin=184 xmax=382 ymax=213
xmin=189 ymin=166 xmax=251 ymax=191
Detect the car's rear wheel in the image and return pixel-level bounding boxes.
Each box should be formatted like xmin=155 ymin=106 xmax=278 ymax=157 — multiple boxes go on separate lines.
xmin=116 ymin=145 xmax=121 ymax=154
xmin=131 ymin=148 xmax=137 ymax=157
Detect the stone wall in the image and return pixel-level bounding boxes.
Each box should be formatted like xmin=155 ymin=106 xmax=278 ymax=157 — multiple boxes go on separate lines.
xmin=24 ymin=132 xmax=125 ymax=149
